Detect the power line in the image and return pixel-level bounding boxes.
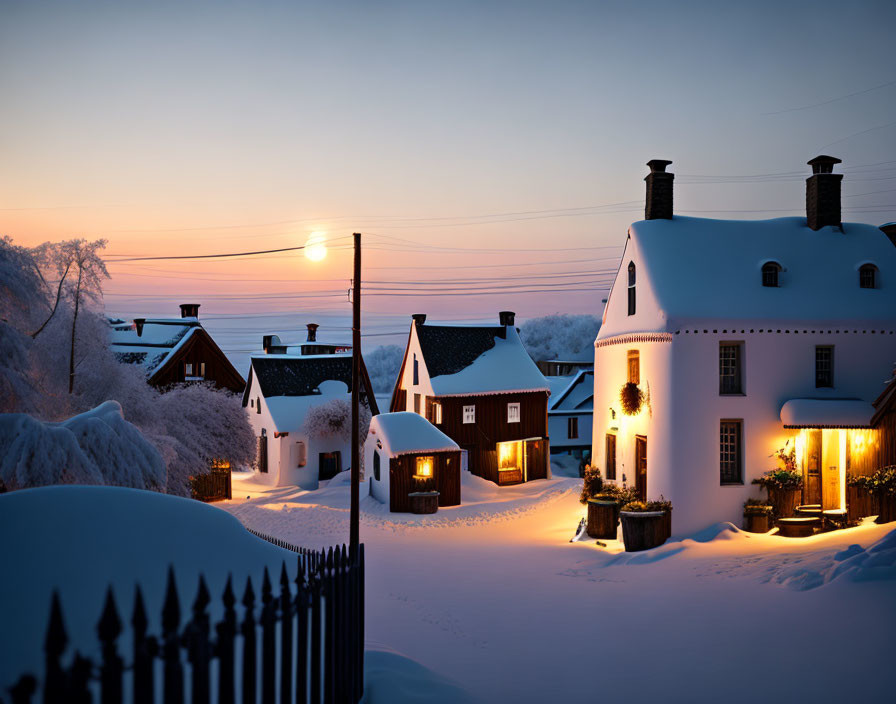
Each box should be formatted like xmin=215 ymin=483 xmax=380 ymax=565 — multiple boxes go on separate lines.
xmin=761 ymin=78 xmax=896 ymax=116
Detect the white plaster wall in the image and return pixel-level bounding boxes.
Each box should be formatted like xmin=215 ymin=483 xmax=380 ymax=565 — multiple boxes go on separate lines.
xmin=364 ymin=433 xmax=390 ymax=506
xmin=398 ymin=325 xmax=434 ymax=412
xmin=245 ymin=374 xmax=279 ymax=487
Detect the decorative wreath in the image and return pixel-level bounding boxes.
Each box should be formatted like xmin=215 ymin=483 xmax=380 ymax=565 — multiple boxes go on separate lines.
xmin=620 ymin=382 xmax=644 ymax=416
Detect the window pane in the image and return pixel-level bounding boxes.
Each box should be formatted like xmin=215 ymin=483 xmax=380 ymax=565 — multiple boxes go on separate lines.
xmin=720 ymin=421 xmax=742 ymax=484
xmin=815 ymin=346 xmax=833 ymax=388
xmin=719 ymin=344 xmax=742 ymax=394
xmin=627 ymin=351 xmax=640 ymax=384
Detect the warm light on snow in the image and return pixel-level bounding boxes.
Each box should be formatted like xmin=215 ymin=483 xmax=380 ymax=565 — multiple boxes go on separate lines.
xmin=304 ymin=232 xmax=328 ymax=262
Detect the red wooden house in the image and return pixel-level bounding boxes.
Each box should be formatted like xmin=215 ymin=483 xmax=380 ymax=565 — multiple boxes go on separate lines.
xmin=389 ymin=311 xmax=551 ymax=486
xmin=109 ymin=303 xmax=245 ymax=392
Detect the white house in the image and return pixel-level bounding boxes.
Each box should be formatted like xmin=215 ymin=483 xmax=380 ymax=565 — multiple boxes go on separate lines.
xmin=548 ymin=370 xmax=593 ymax=460
xmin=242 ymin=328 xmax=378 ymax=489
xmin=592 ymin=156 xmax=896 ymax=535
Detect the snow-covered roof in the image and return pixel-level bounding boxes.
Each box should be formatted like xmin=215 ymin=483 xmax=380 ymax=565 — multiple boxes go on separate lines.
xmin=368 ymin=412 xmax=459 ymax=458
xmin=416 ymin=324 xmax=548 ymax=397
xmin=549 ymin=370 xmax=594 ymax=413
xmin=600 ymin=216 xmax=896 ymax=337
xmin=545 ymin=376 xmax=573 ymax=398
xmin=780 ymin=398 xmax=875 ymax=428
xmin=265 ymin=380 xmax=350 ymax=433
xmin=109 ymin=318 xmax=200 ymax=378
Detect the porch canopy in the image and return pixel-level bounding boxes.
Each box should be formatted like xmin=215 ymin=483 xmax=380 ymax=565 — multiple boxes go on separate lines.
xmin=780 ymin=398 xmax=875 ymax=429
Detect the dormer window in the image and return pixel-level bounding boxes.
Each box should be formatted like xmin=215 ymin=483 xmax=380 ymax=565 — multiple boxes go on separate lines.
xmin=761 ymin=262 xmax=781 ymax=288
xmin=859 ymin=264 xmax=877 ymax=289
xmin=627 ymin=262 xmax=636 ymax=316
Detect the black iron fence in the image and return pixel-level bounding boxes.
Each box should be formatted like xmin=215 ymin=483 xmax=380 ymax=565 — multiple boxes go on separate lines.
xmin=190 ymin=468 xmax=232 ymax=503
xmin=5 ymin=543 xmax=365 ymax=704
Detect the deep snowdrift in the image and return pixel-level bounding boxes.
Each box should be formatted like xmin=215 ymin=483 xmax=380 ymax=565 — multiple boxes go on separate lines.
xmin=0 ymin=485 xmax=294 ymax=688
xmin=0 ymin=401 xmax=165 ymax=490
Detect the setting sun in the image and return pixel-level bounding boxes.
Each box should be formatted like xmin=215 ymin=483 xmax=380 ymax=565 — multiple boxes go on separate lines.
xmin=304 ymin=232 xmax=328 ymax=262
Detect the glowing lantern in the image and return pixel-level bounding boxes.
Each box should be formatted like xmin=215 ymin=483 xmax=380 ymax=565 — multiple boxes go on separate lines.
xmin=415 ymin=456 xmax=433 ymax=478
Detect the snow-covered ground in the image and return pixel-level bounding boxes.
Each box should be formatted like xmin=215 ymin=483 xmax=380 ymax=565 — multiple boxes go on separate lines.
xmin=225 ymin=469 xmax=896 ymax=703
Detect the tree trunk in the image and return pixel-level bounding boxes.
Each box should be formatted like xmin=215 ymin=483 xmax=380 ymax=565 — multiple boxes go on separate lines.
xmin=69 ymin=266 xmax=83 ymax=394
xmin=32 ymin=261 xmax=71 ymax=339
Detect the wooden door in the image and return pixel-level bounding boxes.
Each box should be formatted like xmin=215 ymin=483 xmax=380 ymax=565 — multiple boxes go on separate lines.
xmin=258 ymin=433 xmax=268 ymax=473
xmin=803 ymin=430 xmax=822 ymax=505
xmin=319 ymin=451 xmax=342 ymax=480
xmin=635 ymin=435 xmax=647 ymax=500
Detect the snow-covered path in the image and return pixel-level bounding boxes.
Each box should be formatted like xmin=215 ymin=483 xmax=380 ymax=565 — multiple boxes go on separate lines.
xmin=221 ymin=472 xmax=896 ymax=703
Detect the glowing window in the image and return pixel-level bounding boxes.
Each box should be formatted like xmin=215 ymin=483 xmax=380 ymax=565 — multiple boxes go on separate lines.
xmin=415 ymin=455 xmax=433 ymax=478
xmin=498 ymin=441 xmax=522 ymax=470
xmin=432 ymin=402 xmax=443 ymax=424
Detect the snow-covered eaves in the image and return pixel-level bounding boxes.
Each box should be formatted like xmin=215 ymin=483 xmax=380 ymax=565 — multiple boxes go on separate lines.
xmin=600 ymin=216 xmax=896 ymax=338
xmin=369 ymin=412 xmax=459 ymax=458
xmin=549 ymin=370 xmax=594 ymax=413
xmin=109 ymin=318 xmax=199 ymax=378
xmin=780 ymin=398 xmax=875 ymax=429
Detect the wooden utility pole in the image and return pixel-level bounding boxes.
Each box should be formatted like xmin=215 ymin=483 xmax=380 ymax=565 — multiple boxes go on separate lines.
xmin=350 ymin=232 xmax=361 ymax=556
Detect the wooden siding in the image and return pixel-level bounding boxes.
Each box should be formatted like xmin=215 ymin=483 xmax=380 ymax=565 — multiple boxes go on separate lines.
xmin=425 ymin=392 xmax=549 ymax=483
xmin=878 ymin=408 xmax=896 ymax=468
xmin=388 ymin=451 xmax=461 ymax=513
xmin=151 ymin=328 xmax=245 ymax=392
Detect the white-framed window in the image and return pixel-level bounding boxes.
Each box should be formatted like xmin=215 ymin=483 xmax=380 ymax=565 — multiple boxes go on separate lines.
xmin=433 ymin=401 xmax=443 ymax=424
xmin=507 ymin=402 xmax=520 ymax=423
xmin=463 ymin=405 xmax=476 ymax=424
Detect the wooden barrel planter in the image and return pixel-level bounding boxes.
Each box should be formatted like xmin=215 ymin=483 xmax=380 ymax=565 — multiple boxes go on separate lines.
xmin=776 ymin=516 xmax=820 ymax=538
xmin=409 ymin=491 xmax=440 ymax=515
xmin=743 ymin=512 xmax=772 ymax=533
xmin=620 ymin=511 xmax=666 ymax=552
xmin=847 ymin=485 xmax=877 ymax=523
xmin=768 ymin=487 xmax=801 ymax=518
xmin=660 ymin=508 xmax=672 ymax=542
xmin=587 ymin=499 xmax=620 ymax=539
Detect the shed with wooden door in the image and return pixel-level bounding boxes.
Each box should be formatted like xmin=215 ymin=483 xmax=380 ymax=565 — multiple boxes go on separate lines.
xmin=365 ymin=412 xmax=461 ymax=513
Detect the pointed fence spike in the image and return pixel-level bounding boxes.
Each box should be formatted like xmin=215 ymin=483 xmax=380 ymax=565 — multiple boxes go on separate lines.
xmin=98 ymin=586 xmax=123 ymax=641
xmin=261 ymin=567 xmax=272 ymax=603
xmin=132 ymin=585 xmax=148 ymax=633
xmin=194 ymin=575 xmax=211 ymax=614
xmin=222 ymin=575 xmax=235 ymax=608
xmin=280 ymin=562 xmax=290 ymax=590
xmin=242 ymin=575 xmax=255 ymax=607
xmin=162 ymin=566 xmax=180 ymax=631
xmin=45 ymin=591 xmax=68 ymax=655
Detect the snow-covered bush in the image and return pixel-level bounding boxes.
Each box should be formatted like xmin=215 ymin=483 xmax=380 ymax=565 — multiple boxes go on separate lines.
xmin=304 ymin=399 xmax=372 ymax=442
xmin=518 ymin=314 xmax=600 ymax=362
xmin=0 ymin=237 xmax=255 ymax=496
xmin=365 ymin=344 xmax=404 ymax=393
xmin=0 ymin=401 xmax=166 ymax=491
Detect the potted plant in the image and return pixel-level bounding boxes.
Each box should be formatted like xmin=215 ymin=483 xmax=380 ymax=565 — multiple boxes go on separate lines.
xmin=579 ymin=465 xmax=603 ymax=504
xmin=846 ymin=474 xmax=877 ymax=523
xmin=752 ymin=459 xmax=803 ymax=519
xmin=620 ymin=498 xmax=672 ymax=552
xmin=743 ymin=498 xmax=773 ymax=533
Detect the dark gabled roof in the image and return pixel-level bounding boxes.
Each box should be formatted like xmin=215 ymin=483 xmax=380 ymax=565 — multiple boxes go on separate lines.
xmin=243 ymin=354 xmax=379 ymax=415
xmin=415 ymin=325 xmax=503 ymax=378
xmin=871 ymin=372 xmax=896 ymax=426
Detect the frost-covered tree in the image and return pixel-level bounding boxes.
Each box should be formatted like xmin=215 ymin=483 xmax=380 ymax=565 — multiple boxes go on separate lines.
xmin=519 ymin=314 xmax=601 ymax=362
xmin=365 ymin=344 xmax=404 ymax=393
xmin=304 ymin=399 xmax=372 ymax=442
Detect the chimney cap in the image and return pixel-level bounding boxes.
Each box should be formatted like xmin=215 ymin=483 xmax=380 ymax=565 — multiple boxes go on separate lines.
xmin=306 ymin=323 xmax=319 ymax=342
xmin=807 ymin=155 xmax=842 ymax=174
xmin=411 ymin=313 xmax=427 ymax=325
xmin=647 ymin=159 xmax=673 ymax=173
xmin=499 ymin=311 xmax=516 ymax=326
xmin=179 ymin=303 xmax=200 ymax=318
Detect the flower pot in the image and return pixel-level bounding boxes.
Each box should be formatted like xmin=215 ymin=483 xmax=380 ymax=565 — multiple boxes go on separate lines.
xmin=587 ymin=499 xmax=619 ymax=539
xmin=847 ymin=485 xmax=876 ymax=523
xmin=408 ymin=491 xmax=440 ymax=515
xmin=767 ymin=487 xmax=801 ymax=518
xmin=620 ymin=511 xmax=666 ymax=552
xmin=743 ymin=512 xmax=771 ymax=533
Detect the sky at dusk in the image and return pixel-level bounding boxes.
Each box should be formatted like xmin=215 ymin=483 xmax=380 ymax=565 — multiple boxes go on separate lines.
xmin=2 ymin=0 xmax=895 ymax=364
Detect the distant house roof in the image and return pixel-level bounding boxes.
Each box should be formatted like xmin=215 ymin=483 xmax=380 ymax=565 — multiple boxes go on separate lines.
xmin=415 ymin=324 xmax=549 ymax=397
xmin=243 ymin=352 xmax=379 ymax=416
xmin=600 ymin=216 xmax=896 ymax=338
xmin=369 ymin=412 xmax=459 ymax=458
xmin=549 ymin=370 xmax=594 ymax=413
xmin=780 ymin=398 xmax=875 ymax=429
xmin=109 ymin=317 xmax=200 ymax=379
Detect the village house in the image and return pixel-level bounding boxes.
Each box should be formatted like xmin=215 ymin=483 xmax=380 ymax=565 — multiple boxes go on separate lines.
xmin=365 ymin=412 xmax=461 ymax=513
xmin=389 ymin=312 xmax=551 ymax=485
xmin=592 ymin=157 xmax=896 ymax=535
xmin=242 ymin=324 xmax=379 ymax=489
xmin=109 ymin=303 xmax=245 ymax=392
xmin=548 ymin=370 xmax=594 ymax=461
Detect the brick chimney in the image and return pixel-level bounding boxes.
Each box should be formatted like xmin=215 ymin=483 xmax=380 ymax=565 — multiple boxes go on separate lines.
xmin=306 ymin=323 xmax=319 ymax=342
xmin=179 ymin=303 xmax=200 ymax=319
xmin=499 ymin=311 xmax=515 ymax=326
xmin=881 ymin=222 xmax=896 ymax=247
xmin=411 ymin=313 xmax=427 ymax=326
xmin=806 ymin=155 xmax=842 ymax=231
xmin=134 ymin=318 xmax=145 ymax=337
xmin=645 ymin=159 xmax=674 ymax=220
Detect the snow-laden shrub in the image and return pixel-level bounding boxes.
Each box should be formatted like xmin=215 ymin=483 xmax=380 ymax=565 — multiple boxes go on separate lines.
xmin=304 ymin=399 xmax=372 ymax=442
xmin=0 ymin=401 xmax=165 ymax=491
xmin=365 ymin=344 xmax=404 ymax=393
xmin=518 ymin=314 xmax=600 ymax=362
